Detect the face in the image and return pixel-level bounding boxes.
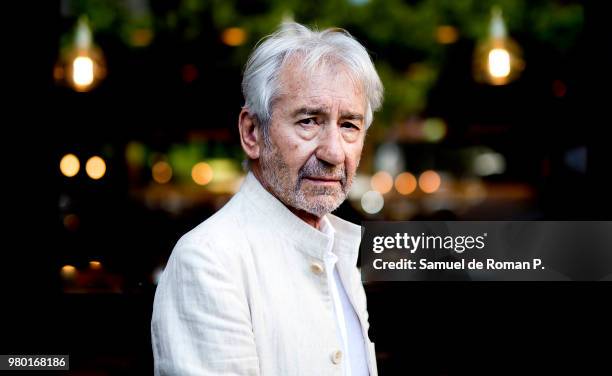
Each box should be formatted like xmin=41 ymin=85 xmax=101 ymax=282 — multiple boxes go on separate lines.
xmin=257 ymin=59 xmax=367 ymax=217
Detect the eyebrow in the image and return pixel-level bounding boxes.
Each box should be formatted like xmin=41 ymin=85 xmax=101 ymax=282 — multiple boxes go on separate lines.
xmin=341 ymin=112 xmax=364 ymax=121
xmin=292 ymin=107 xmax=364 ymax=122
xmin=292 ymin=107 xmax=327 ymax=118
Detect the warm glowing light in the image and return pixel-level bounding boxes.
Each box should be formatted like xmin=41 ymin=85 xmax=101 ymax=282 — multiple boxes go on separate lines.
xmin=419 ymin=170 xmax=441 ymax=194
xmin=488 ymin=48 xmax=511 ymax=78
xmin=221 ymin=27 xmax=247 ymax=46
xmin=54 ymin=17 xmax=106 ymax=92
xmin=73 ymin=56 xmax=94 ymax=88
xmin=61 ymin=265 xmax=77 ymax=279
xmin=192 ymin=162 xmax=213 ymax=186
xmin=370 ymin=171 xmax=393 ymax=194
xmin=130 ymin=28 xmax=153 ymax=47
xmin=361 ymin=190 xmax=384 ymax=214
xmin=63 ymin=214 xmax=80 ymax=231
xmin=89 ymin=261 xmax=102 ymax=270
xmin=473 ymin=7 xmax=524 ymax=86
xmin=395 ymin=172 xmax=417 ymax=195
xmin=86 ymin=156 xmax=106 ymax=180
xmin=464 ymin=179 xmax=487 ymax=205
xmin=436 ymin=25 xmax=459 ymax=44
xmin=152 ymin=161 xmax=173 ymax=184
xmin=60 ymin=154 xmax=80 ymax=177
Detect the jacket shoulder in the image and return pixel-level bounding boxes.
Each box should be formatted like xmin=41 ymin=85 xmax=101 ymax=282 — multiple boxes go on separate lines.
xmin=172 ymin=192 xmax=251 ymax=262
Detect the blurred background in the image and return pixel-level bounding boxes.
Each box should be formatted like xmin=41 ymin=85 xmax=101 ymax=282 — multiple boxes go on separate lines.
xmin=5 ymin=0 xmax=612 ymax=374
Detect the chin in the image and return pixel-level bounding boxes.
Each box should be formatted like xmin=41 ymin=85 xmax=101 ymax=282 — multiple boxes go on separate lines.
xmin=300 ymin=196 xmax=345 ymax=217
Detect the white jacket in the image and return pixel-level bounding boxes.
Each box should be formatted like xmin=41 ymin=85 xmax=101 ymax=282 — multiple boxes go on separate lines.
xmin=151 ymin=172 xmax=377 ymax=375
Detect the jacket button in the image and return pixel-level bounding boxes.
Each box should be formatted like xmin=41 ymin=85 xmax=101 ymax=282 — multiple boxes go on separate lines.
xmin=331 ymin=350 xmax=343 ymax=364
xmin=310 ymin=262 xmax=324 ymax=275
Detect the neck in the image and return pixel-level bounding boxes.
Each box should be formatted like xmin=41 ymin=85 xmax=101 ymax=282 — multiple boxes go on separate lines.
xmin=250 ymin=165 xmax=324 ymax=229
xmin=288 ymin=207 xmax=323 ymax=229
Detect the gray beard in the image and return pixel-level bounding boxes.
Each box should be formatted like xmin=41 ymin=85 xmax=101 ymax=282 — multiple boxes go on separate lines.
xmin=259 ymin=144 xmax=353 ymax=217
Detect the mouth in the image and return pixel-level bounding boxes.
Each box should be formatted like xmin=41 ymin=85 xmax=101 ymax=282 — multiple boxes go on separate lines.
xmin=303 ymin=176 xmax=342 ymax=185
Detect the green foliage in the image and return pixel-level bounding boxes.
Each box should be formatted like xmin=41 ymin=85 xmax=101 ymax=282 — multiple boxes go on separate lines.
xmin=63 ymin=0 xmax=584 ymax=126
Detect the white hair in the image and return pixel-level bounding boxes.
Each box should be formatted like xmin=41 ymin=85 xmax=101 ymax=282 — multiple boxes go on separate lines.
xmin=241 ymin=22 xmax=384 ymax=142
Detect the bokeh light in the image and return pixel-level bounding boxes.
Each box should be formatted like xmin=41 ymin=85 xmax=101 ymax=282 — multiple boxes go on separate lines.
xmin=73 ymin=56 xmax=95 ymax=88
xmin=60 ymin=265 xmax=77 ymax=280
xmin=63 ymin=214 xmax=80 ymax=231
xmin=221 ymin=27 xmax=247 ymax=46
xmin=192 ymin=162 xmax=213 ymax=186
xmin=371 ymin=171 xmax=394 ymax=194
xmin=488 ymin=48 xmax=511 ymax=78
xmin=474 ymin=152 xmax=506 ymax=176
xmin=395 ymin=172 xmax=417 ymax=195
xmin=152 ymin=161 xmax=173 ymax=184
xmin=419 ymin=170 xmax=441 ymax=193
xmin=436 ymin=25 xmax=459 ymax=44
xmin=361 ymin=190 xmax=384 ymax=214
xmin=60 ymin=154 xmax=80 ymax=177
xmin=423 ymin=118 xmax=447 ymax=142
xmin=85 ymin=156 xmax=106 ymax=180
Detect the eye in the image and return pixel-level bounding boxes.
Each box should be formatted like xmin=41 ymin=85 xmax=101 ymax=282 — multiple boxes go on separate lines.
xmin=297 ymin=117 xmax=318 ymax=127
xmin=341 ymin=122 xmax=360 ymax=130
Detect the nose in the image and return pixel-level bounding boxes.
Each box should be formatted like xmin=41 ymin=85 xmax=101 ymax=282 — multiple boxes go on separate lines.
xmin=315 ymin=124 xmax=345 ymax=166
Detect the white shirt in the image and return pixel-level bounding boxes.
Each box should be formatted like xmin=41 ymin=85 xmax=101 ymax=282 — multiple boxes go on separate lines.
xmin=321 ymin=217 xmax=369 ymax=376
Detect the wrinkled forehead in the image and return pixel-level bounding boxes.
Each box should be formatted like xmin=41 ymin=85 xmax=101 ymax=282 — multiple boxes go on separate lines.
xmin=275 ymin=53 xmax=366 ymax=109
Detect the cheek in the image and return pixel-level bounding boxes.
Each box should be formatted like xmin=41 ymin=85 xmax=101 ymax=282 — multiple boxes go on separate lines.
xmin=279 ymin=138 xmax=317 ymax=171
xmin=269 ymin=123 xmax=307 ymax=166
xmin=345 ymin=142 xmax=364 ymax=172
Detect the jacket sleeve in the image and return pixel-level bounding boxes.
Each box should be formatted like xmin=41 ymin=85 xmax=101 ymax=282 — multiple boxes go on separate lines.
xmin=151 ymin=239 xmax=260 ymax=375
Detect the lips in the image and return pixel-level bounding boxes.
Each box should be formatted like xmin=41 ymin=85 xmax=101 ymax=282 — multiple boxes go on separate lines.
xmin=304 ymin=176 xmax=341 ymax=182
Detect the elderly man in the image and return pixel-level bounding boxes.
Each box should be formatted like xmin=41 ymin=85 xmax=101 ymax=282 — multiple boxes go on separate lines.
xmin=152 ymin=22 xmax=383 ymax=375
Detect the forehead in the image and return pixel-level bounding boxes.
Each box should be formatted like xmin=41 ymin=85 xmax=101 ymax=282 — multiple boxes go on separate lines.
xmin=275 ymin=56 xmax=366 ymax=112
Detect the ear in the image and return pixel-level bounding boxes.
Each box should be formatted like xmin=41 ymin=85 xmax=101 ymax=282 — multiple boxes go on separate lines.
xmin=238 ymin=107 xmax=261 ymax=160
